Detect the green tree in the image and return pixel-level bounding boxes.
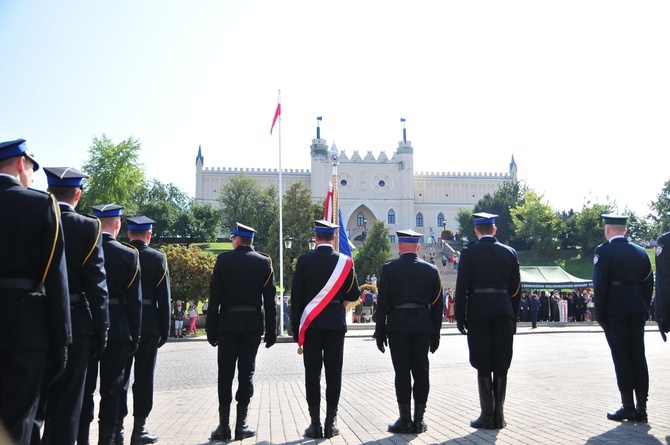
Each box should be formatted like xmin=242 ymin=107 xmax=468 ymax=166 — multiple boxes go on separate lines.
xmin=651 ymin=179 xmax=670 ymax=236
xmin=510 ymin=190 xmax=560 ymax=252
xmin=575 ymin=201 xmax=611 ymax=254
xmin=454 ymin=179 xmax=523 ymax=246
xmin=161 ymin=244 xmax=215 ymax=304
xmin=79 ymin=134 xmax=146 ymax=213
xmin=134 ymin=179 xmax=191 ymax=238
xmin=266 ymin=183 xmax=318 ymax=288
xmin=557 ymin=209 xmax=579 ymax=249
xmin=354 ymin=220 xmax=391 ymax=283
xmin=218 ymin=175 xmax=278 ymax=251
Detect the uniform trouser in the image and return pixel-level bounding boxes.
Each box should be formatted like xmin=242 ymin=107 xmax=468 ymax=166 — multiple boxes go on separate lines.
xmin=388 ymin=332 xmax=431 ymax=405
xmin=217 ymin=332 xmax=261 ymax=407
xmin=604 ymin=313 xmax=649 ymax=395
xmin=41 ymin=334 xmax=93 ymax=444
xmin=302 ymin=329 xmax=345 ymax=407
xmin=467 ymin=317 xmax=515 ymax=376
xmin=119 ymin=334 xmax=159 ymax=420
xmin=0 ymin=348 xmax=47 ymax=445
xmin=80 ymin=341 xmax=132 ymax=429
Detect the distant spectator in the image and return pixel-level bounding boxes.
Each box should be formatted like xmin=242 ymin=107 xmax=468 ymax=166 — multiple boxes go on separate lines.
xmin=173 ymin=301 xmax=185 ymax=338
xmin=188 ymin=300 xmax=199 ymax=336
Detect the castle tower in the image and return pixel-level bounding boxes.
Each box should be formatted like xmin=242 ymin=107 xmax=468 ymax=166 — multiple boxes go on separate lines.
xmin=310 ymin=117 xmax=330 ymax=201
xmin=395 ymin=119 xmax=415 ymax=228
xmin=195 ymin=145 xmax=204 ymax=201
xmin=509 ymin=154 xmax=518 ymax=178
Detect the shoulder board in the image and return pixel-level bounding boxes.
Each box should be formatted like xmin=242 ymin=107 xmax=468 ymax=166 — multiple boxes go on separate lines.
xmin=121 ymin=241 xmax=139 ymax=252
xmin=466 ymin=241 xmax=476 ymax=246
xmin=27 ymin=187 xmax=49 ymax=196
xmin=256 ymin=251 xmax=271 ymax=259
xmin=78 ymin=212 xmax=99 ymax=221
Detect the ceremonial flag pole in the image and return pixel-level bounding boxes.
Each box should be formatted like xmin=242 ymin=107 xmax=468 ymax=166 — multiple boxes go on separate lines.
xmin=272 ymin=90 xmax=285 ymax=336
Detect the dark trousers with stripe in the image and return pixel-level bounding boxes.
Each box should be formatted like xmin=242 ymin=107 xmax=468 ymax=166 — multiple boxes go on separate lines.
xmin=217 ymin=331 xmax=262 ymax=407
xmin=388 ymin=331 xmax=431 ymax=404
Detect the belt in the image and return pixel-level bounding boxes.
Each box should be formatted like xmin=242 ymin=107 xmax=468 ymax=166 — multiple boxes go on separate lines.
xmin=392 ymin=303 xmax=429 ymax=309
xmin=70 ymin=293 xmax=84 ymax=303
xmin=472 ymin=288 xmax=508 ymax=294
xmin=108 ymin=298 xmax=121 ymax=305
xmin=0 ymin=278 xmax=45 ymax=293
xmin=226 ymin=306 xmax=257 ymax=312
xmin=330 ymin=300 xmax=342 ymax=305
xmin=611 ymin=281 xmax=640 ymax=286
xmin=142 ymin=299 xmax=155 ymax=305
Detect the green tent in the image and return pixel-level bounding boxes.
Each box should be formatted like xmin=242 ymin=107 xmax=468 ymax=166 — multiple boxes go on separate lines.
xmin=520 ymin=266 xmax=592 ymax=289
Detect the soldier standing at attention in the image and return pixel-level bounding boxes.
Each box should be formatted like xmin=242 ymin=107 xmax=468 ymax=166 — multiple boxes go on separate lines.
xmin=0 ymin=140 xmax=71 ymax=445
xmin=207 ymin=223 xmax=277 ymax=442
xmin=374 ymin=229 xmax=443 ymax=434
xmin=455 ymin=212 xmax=521 ymax=430
xmin=37 ymin=167 xmax=109 ymax=445
xmin=655 ymin=213 xmax=670 ymax=341
xmin=291 ymin=220 xmax=360 ymax=439
xmin=594 ymin=214 xmax=654 ymax=422
xmin=118 ymin=216 xmax=171 ymax=445
xmin=78 ymin=204 xmax=142 ymax=445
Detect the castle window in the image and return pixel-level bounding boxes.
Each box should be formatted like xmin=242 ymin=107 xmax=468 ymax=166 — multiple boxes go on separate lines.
xmin=340 ymin=179 xmax=348 ymax=187
xmin=387 ymin=209 xmax=396 ymax=224
xmin=388 ymin=235 xmax=396 ymax=243
xmin=357 ymin=212 xmax=365 ymax=227
xmin=416 ymin=213 xmax=424 ymax=227
xmin=437 ymin=213 xmax=444 ymax=227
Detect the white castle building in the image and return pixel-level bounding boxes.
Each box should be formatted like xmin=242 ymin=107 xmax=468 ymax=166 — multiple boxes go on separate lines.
xmin=195 ymin=124 xmax=517 ymax=241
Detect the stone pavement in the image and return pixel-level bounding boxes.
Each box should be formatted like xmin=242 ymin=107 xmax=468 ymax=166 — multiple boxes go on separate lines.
xmin=88 ymin=323 xmax=670 ymax=444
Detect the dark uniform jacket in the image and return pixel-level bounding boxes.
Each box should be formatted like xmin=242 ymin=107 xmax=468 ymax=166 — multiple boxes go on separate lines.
xmin=454 ymin=236 xmax=521 ymax=323
xmin=374 ymin=253 xmax=443 ymax=336
xmin=101 ymin=233 xmax=142 ymax=343
xmin=207 ymin=245 xmax=276 ymax=335
xmin=656 ymin=232 xmax=670 ymax=333
xmin=593 ymin=236 xmax=653 ymax=322
xmin=129 ymin=240 xmax=170 ymax=339
xmin=0 ymin=175 xmax=71 ymax=350
xmin=60 ymin=204 xmax=109 ymax=337
xmin=291 ymin=245 xmax=360 ymax=334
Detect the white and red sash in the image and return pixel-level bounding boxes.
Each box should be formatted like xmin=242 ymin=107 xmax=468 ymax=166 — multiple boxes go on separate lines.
xmin=297 ymin=254 xmax=353 ymax=350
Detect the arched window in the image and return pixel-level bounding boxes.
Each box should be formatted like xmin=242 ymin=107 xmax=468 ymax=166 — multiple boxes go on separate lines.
xmin=437 ymin=213 xmax=445 ymax=228
xmin=387 ymin=209 xmax=396 ymax=224
xmin=357 ymin=212 xmax=365 ymax=227
xmin=416 ymin=213 xmax=424 ymax=227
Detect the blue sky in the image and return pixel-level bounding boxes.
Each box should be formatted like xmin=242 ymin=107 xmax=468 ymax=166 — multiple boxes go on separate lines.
xmin=1 ymin=1 xmax=668 ymax=216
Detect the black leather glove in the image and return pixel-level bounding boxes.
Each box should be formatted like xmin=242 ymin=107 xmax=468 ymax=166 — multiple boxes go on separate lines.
xmin=457 ymin=320 xmax=467 ymax=335
xmin=157 ymin=335 xmax=168 ymax=348
xmin=207 ymin=331 xmax=218 ymax=347
xmin=430 ymin=335 xmax=440 ymax=353
xmin=597 ymin=318 xmax=607 ymax=332
xmin=292 ymin=332 xmax=299 ymax=343
xmin=265 ymin=333 xmax=277 ymax=348
xmin=93 ymin=330 xmax=108 ymax=357
xmin=48 ymin=346 xmax=68 ymax=385
xmin=375 ymin=334 xmax=388 ymax=353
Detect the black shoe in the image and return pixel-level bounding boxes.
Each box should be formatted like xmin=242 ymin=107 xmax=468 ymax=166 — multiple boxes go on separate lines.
xmin=636 ymin=408 xmax=648 ymax=423
xmin=210 ymin=424 xmax=231 ymax=441
xmin=607 ymin=406 xmax=637 ymax=421
xmin=130 ymin=427 xmax=158 ymax=444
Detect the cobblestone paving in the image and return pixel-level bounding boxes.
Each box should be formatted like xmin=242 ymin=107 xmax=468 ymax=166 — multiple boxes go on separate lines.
xmin=88 ymin=324 xmax=670 ymax=444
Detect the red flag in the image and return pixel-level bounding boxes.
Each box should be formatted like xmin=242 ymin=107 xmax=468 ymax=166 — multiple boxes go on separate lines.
xmin=323 ymin=182 xmax=333 ymax=221
xmin=270 ymin=103 xmax=281 ymax=135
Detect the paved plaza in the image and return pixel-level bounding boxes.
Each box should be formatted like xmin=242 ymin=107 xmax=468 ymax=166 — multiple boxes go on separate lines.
xmin=89 ymin=323 xmax=670 ymax=444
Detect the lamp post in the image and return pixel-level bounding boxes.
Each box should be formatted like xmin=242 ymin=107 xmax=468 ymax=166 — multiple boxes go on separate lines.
xmin=363 ymin=218 xmax=367 ymax=241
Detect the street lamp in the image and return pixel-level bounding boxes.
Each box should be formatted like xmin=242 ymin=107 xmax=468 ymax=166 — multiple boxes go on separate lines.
xmin=283 ymin=230 xmax=315 ymax=253
xmin=363 ymin=218 xmax=367 ymax=240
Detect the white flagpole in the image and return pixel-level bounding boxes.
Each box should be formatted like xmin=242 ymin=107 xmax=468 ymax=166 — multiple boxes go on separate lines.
xmin=277 ymin=90 xmax=285 ymax=336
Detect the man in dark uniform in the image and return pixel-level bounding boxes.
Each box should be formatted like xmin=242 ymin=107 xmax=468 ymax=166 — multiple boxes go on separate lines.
xmin=291 ymin=220 xmax=360 ymax=439
xmin=118 ymin=216 xmax=170 ymax=445
xmin=455 ymin=212 xmax=521 ymax=430
xmin=655 ymin=213 xmax=670 ymax=340
xmin=0 ymin=140 xmax=71 ymax=445
xmin=374 ymin=229 xmax=443 ymax=434
xmin=207 ymin=222 xmax=277 ymax=442
xmin=36 ymin=167 xmax=110 ymax=445
xmin=593 ymin=214 xmax=653 ymax=422
xmin=79 ymin=204 xmax=142 ymax=445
